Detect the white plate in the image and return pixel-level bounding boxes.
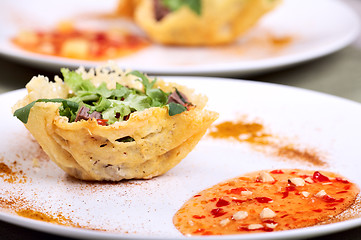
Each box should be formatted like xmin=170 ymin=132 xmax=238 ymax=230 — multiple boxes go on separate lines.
xmin=1 ymin=77 xmax=361 ymax=239
xmin=0 ymin=0 xmax=359 ymax=76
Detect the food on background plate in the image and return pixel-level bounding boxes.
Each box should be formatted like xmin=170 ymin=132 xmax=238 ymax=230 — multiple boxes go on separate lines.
xmin=174 ymin=169 xmax=359 ymax=236
xmin=12 ymin=64 xmax=218 ymax=181
xmin=12 ymin=21 xmax=149 ymax=60
xmin=117 ymin=0 xmax=281 ymax=45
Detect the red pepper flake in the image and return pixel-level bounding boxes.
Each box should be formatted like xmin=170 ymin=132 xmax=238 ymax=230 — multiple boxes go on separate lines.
xmin=227 ymin=187 xmax=247 ymax=195
xmin=322 ymin=195 xmax=344 ymax=203
xmin=270 ymin=170 xmax=284 ymax=174
xmin=344 ymin=185 xmax=351 ymax=190
xmin=285 ymin=185 xmax=296 ymax=192
xmin=192 ymin=215 xmax=206 ymax=219
xmin=209 ymin=198 xmax=217 ymax=202
xmin=280 ymin=214 xmax=289 ymax=218
xmin=326 ymin=207 xmax=337 ymax=211
xmin=336 ymin=191 xmax=348 ymax=194
xmin=232 ymin=199 xmax=246 ymax=204
xmin=255 ymin=197 xmax=273 ymax=203
xmin=327 ymin=203 xmax=338 ymax=207
xmin=193 ymin=194 xmax=201 ymax=197
xmin=313 ymin=171 xmax=330 ymax=182
xmin=216 ymin=198 xmax=230 ymax=207
xmin=238 ymin=226 xmax=250 ymax=232
xmin=335 ymin=177 xmax=350 ymax=184
xmin=313 ymin=209 xmax=323 ymax=212
xmin=299 ymin=174 xmax=310 ymax=178
xmin=263 ymin=219 xmax=277 ymax=224
xmin=96 ymin=119 xmax=108 ymax=126
xmin=282 ymin=191 xmax=289 ymax=199
xmin=238 ymin=226 xmax=264 ymax=232
xmin=264 ymin=227 xmax=275 ymax=232
xmin=210 ymin=208 xmax=227 ymax=218
xmin=271 ymin=180 xmax=278 ymax=185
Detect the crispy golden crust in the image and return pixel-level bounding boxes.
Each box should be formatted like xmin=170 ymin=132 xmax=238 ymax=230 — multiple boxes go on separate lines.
xmin=117 ymin=0 xmax=281 ymax=46
xmin=116 ymin=0 xmax=139 ymax=18
xmin=13 ymin=65 xmax=218 ymax=181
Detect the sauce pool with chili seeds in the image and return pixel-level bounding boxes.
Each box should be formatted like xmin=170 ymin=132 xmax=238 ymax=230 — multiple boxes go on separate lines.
xmin=173 ymin=169 xmax=359 ymax=236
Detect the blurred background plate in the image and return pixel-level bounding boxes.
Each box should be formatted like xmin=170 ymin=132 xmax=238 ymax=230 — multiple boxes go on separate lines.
xmin=0 ymin=0 xmax=359 ymax=76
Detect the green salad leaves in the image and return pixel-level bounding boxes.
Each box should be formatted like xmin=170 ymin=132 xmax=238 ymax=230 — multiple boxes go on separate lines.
xmin=14 ymin=69 xmax=189 ymax=125
xmin=161 ymin=0 xmax=202 ymax=15
xmin=13 ymin=99 xmax=79 ymax=124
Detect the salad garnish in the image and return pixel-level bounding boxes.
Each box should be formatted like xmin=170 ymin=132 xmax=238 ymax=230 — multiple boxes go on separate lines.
xmin=14 ymin=69 xmax=190 ymax=125
xmin=161 ymin=0 xmax=201 ymax=15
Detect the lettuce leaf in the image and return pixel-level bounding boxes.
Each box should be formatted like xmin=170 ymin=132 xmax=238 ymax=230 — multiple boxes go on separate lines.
xmin=61 ymin=68 xmax=95 ymax=92
xmin=128 ymin=71 xmax=168 ymax=107
xmin=13 ymin=99 xmax=79 ymax=124
xmin=168 ymin=102 xmax=187 ymax=116
xmin=161 ymin=0 xmax=201 ymax=15
xmin=14 ymin=69 xmax=189 ymax=125
xmin=129 ymin=71 xmax=187 ymax=116
xmin=102 ymin=100 xmax=132 ymax=124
